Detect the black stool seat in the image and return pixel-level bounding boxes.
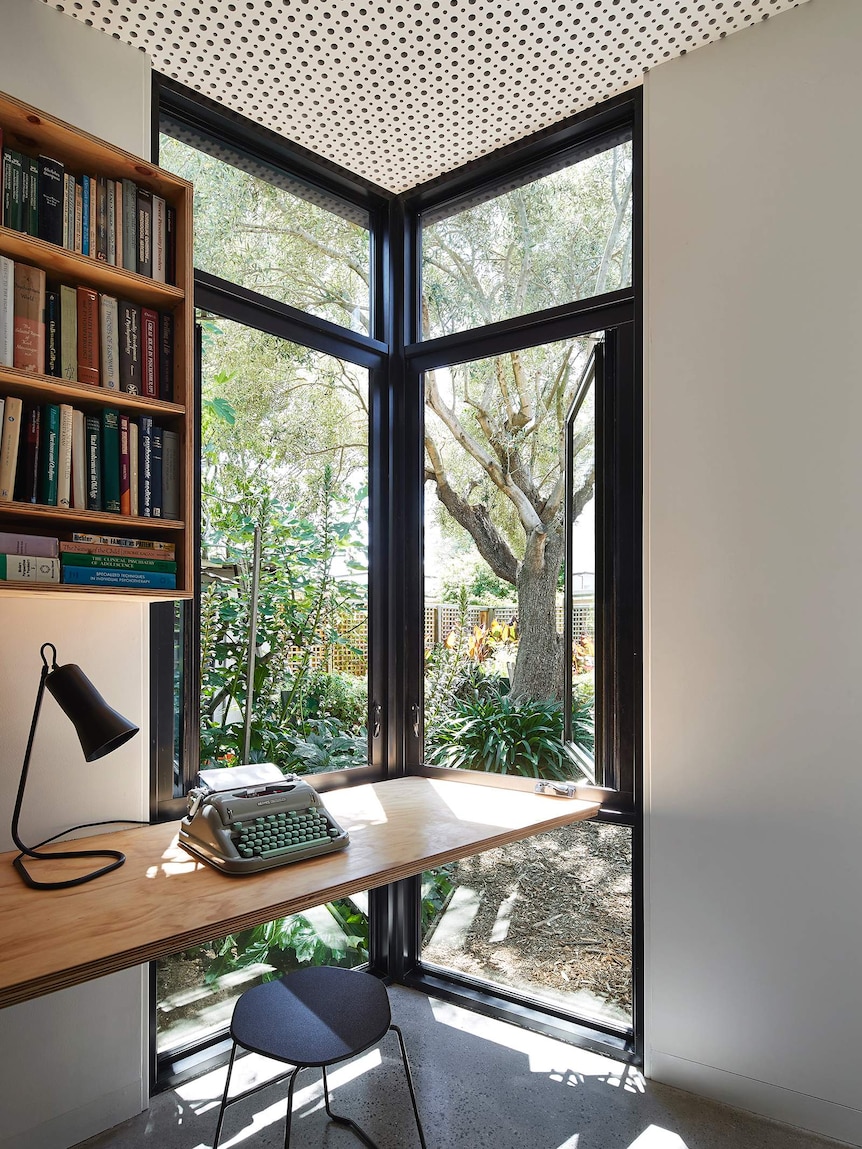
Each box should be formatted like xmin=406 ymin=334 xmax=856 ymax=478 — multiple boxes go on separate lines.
xmin=212 ymin=966 xmax=427 ymax=1149
xmin=231 ymin=966 xmax=392 ymax=1067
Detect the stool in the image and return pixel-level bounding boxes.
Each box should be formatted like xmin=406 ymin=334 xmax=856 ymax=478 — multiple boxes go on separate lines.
xmin=211 ymin=966 xmax=427 ymax=1149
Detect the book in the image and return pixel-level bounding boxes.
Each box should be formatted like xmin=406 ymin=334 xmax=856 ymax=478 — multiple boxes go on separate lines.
xmin=89 ymin=173 xmax=97 ymax=259
xmin=13 ymin=264 xmax=46 ymax=374
xmin=81 ymin=173 xmax=91 ymax=256
xmin=119 ymin=412 xmax=131 ymax=516
xmin=71 ymin=407 xmax=86 ymax=510
xmin=136 ymin=186 xmax=152 ymax=277
xmin=0 ymin=395 xmax=23 ymax=500
xmin=85 ymin=412 xmax=101 ymax=511
xmin=63 ymin=539 xmax=175 ymax=558
xmin=152 ymin=193 xmax=166 ymax=283
xmin=119 ymin=300 xmax=141 ymax=394
xmin=141 ymin=307 xmax=159 ymax=398
xmin=106 ymin=178 xmax=116 ymax=265
xmin=114 ymin=179 xmax=123 ymax=267
xmin=39 ymin=403 xmax=60 ymax=506
xmin=0 ymin=254 xmax=13 ymax=368
xmin=23 ymin=156 xmax=39 ymax=237
xmin=166 ymin=203 xmax=177 ymax=285
xmin=96 ymin=175 xmax=108 ymax=261
xmin=60 ymin=551 xmax=177 ymax=573
xmin=0 ymin=531 xmax=58 ymax=557
xmin=12 ymin=406 xmax=28 ymax=502
xmin=150 ymin=423 xmax=163 ymax=517
xmin=139 ymin=414 xmax=153 ymax=516
xmin=76 ymin=286 xmax=100 ymax=385
xmin=21 ymin=404 xmax=40 ymax=504
xmin=129 ymin=420 xmax=139 ymax=515
xmin=69 ymin=532 xmax=174 ymax=553
xmin=99 ymin=294 xmax=120 ymax=390
xmin=74 ymin=180 xmax=83 ymax=253
xmin=37 ymin=155 xmax=64 ymax=246
xmin=0 ymin=554 xmax=60 ymax=583
xmin=101 ymin=406 xmax=121 ymax=513
xmin=57 ymin=403 xmax=73 ymax=508
xmin=121 ymin=179 xmax=137 ymax=273
xmin=45 ymin=288 xmax=61 ymax=377
xmin=61 ymin=564 xmax=176 ymax=589
xmin=63 ymin=173 xmax=74 ymax=249
xmin=162 ymin=428 xmax=179 ymax=520
xmin=2 ymin=149 xmax=23 ymax=231
xmin=59 ymin=284 xmax=77 ymax=380
xmin=158 ymin=311 xmax=173 ymax=401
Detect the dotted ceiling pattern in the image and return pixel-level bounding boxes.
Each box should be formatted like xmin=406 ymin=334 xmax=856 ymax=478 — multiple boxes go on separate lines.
xmin=44 ymin=0 xmax=804 ymax=193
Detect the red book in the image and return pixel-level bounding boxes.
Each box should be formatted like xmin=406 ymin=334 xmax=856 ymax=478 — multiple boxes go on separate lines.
xmin=12 ymin=264 xmax=46 ymax=374
xmin=76 ymin=286 xmax=100 ymax=385
xmin=119 ymin=412 xmax=131 ymax=515
xmin=141 ymin=306 xmax=159 ymax=398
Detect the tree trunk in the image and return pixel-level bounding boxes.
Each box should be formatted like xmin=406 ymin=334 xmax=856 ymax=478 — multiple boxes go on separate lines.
xmin=509 ymin=530 xmax=564 ymax=702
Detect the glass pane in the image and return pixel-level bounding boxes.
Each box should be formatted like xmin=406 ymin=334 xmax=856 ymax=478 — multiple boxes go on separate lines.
xmin=199 ymin=312 xmax=369 ymax=775
xmin=422 ymin=138 xmax=632 ymax=339
xmin=423 ymin=334 xmax=596 ymax=781
xmin=568 ymin=367 xmax=597 ymax=780
xmin=159 ymin=131 xmax=371 ymax=333
xmin=157 ymin=896 xmax=369 ymax=1057
xmin=421 ymin=825 xmax=632 ymax=1027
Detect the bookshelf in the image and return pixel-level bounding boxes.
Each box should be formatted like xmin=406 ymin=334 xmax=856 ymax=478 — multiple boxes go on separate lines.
xmin=0 ymin=90 xmax=193 ymax=598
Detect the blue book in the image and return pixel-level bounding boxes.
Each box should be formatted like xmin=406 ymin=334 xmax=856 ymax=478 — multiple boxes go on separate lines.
xmin=139 ymin=414 xmax=153 ymax=516
xmin=61 ymin=564 xmax=176 ymax=589
xmin=150 ymin=423 xmax=163 ymax=518
xmin=81 ymin=174 xmax=91 ymax=256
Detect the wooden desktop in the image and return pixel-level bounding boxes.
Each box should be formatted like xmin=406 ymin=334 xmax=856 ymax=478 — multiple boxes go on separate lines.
xmin=0 ymin=776 xmax=600 ymax=1009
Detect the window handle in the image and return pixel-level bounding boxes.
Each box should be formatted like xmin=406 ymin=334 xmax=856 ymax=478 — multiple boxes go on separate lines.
xmin=371 ymin=701 xmax=382 ymax=738
xmin=411 ymin=704 xmax=421 ymax=738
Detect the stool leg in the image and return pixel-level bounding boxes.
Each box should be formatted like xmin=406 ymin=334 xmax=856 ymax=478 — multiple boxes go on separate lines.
xmin=282 ymin=1067 xmax=300 ymax=1149
xmin=212 ymin=1042 xmax=238 ymax=1149
xmin=391 ymin=1024 xmax=428 ymax=1149
xmin=322 ymin=1065 xmax=380 ymax=1149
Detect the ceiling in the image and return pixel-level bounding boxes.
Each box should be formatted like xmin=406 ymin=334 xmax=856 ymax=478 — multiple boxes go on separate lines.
xmin=44 ymin=0 xmax=803 ymax=193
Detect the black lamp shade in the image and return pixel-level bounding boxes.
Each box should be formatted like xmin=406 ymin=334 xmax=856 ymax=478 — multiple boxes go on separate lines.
xmin=45 ymin=662 xmax=139 ymax=762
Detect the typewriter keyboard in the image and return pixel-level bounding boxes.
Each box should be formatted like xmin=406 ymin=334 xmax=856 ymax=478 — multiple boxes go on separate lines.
xmin=233 ymin=808 xmax=341 ymax=861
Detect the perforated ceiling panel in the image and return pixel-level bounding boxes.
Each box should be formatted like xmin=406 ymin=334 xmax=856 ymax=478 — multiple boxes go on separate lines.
xmin=43 ymin=0 xmax=804 ymax=193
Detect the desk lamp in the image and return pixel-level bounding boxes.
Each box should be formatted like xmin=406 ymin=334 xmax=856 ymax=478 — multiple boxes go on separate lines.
xmin=10 ymin=642 xmax=139 ymax=890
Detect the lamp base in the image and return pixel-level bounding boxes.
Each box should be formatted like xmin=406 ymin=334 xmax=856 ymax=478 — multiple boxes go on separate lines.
xmin=13 ymin=846 xmax=125 ymax=890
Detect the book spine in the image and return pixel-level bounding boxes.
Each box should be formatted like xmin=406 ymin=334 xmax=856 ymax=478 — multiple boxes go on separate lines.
xmin=0 ymin=530 xmax=58 ymax=557
xmin=61 ymin=564 xmax=175 ymax=589
xmin=119 ymin=413 xmax=131 ymax=516
xmin=76 ymin=286 xmax=100 ymax=385
xmin=119 ymin=300 xmax=141 ymax=394
xmin=22 ymin=404 xmax=41 ymax=504
xmin=3 ymin=150 xmax=23 ymax=231
xmin=139 ymin=415 xmax=153 ymax=516
xmin=71 ymin=407 xmax=86 ymax=510
xmin=63 ymin=173 xmax=73 ymax=249
xmin=101 ymin=406 xmax=121 ymax=513
xmin=141 ymin=307 xmax=159 ymax=398
xmin=158 ymin=311 xmax=174 ymax=401
xmin=74 ymin=181 xmax=83 ymax=254
xmin=96 ymin=175 xmax=107 ymax=261
xmin=39 ymin=403 xmax=60 ymax=506
xmin=81 ymin=173 xmax=91 ymax=256
xmin=152 ymin=194 xmax=166 ymax=283
xmin=61 ymin=540 xmax=175 ymax=558
xmin=100 ymin=294 xmax=120 ymax=390
xmin=129 ymin=420 xmax=139 ymax=516
xmin=0 ymin=554 xmax=60 ymax=583
xmin=166 ymin=204 xmax=177 ymax=286
xmin=61 ymin=552 xmax=177 ymax=573
xmin=37 ymin=156 xmax=65 ymax=246
xmin=0 ymin=395 xmax=23 ymax=500
xmin=136 ymin=187 xmax=152 ymax=277
xmin=122 ymin=179 xmax=137 ymax=272
xmin=24 ymin=157 xmax=39 ymax=237
xmin=13 ymin=264 xmax=46 ymax=374
xmin=69 ymin=532 xmax=175 ymax=552
xmin=45 ymin=288 xmax=61 ymax=378
xmin=106 ymin=178 xmax=116 ymax=265
xmin=85 ymin=412 xmax=101 ymax=511
xmin=162 ymin=428 xmax=179 ymax=520
xmin=89 ymin=172 xmax=97 ymax=259
xmin=150 ymin=423 xmax=163 ymax=518
xmin=114 ymin=179 xmax=124 ymax=268
xmin=12 ymin=402 xmax=28 ymax=502
xmin=56 ymin=402 xmax=73 ymax=508
xmin=0 ymin=254 xmax=14 ymax=368
xmin=59 ymin=284 xmax=77 ymax=380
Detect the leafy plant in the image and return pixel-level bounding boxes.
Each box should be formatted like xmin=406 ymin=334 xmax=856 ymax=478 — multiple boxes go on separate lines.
xmin=282 ymin=718 xmax=368 ymax=774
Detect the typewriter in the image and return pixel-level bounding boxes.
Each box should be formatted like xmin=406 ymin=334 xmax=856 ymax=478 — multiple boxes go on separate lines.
xmin=178 ymin=763 xmax=349 ymax=876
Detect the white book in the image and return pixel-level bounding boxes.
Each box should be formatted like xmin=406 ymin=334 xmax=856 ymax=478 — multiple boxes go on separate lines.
xmin=129 ymin=420 xmax=139 ymax=516
xmin=71 ymin=408 xmax=86 ymax=510
xmin=0 ymin=255 xmax=14 ymax=368
xmin=152 ymin=193 xmax=166 ymax=283
xmin=162 ymin=428 xmax=179 ymax=520
xmin=0 ymin=395 xmax=22 ymax=501
xmin=57 ymin=403 xmax=74 ymax=509
xmin=0 ymin=554 xmax=60 ymax=583
xmin=100 ymin=294 xmax=120 ymax=390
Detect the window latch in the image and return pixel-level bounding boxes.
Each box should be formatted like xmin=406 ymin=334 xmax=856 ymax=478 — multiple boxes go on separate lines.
xmin=535 ymin=781 xmax=578 ymax=798
xmin=371 ymin=701 xmax=382 ymax=738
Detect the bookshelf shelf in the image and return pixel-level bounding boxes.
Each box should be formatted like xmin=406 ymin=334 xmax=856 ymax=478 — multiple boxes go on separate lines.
xmin=0 ymin=90 xmax=194 ymax=598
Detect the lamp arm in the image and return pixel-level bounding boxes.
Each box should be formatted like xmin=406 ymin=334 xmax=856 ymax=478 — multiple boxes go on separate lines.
xmin=10 ymin=662 xmax=50 ymax=858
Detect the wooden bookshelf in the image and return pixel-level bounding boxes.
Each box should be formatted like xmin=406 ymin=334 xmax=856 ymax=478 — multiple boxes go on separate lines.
xmin=0 ymin=90 xmax=194 ymax=598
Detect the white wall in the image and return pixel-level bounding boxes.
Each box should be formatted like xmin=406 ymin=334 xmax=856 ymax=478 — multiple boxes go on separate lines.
xmin=644 ymin=0 xmax=862 ymax=1143
xmin=0 ymin=4 xmax=152 ymax=1148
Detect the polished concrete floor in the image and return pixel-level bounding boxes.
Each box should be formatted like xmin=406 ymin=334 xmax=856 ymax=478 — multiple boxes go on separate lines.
xmin=76 ymin=985 xmax=846 ymax=1149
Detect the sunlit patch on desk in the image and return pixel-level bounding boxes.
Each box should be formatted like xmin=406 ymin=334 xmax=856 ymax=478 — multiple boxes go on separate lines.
xmin=627 ymin=1127 xmax=689 ymax=1148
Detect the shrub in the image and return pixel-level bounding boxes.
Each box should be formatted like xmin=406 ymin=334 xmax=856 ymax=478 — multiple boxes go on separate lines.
xmin=291 ymin=669 xmax=367 ymax=735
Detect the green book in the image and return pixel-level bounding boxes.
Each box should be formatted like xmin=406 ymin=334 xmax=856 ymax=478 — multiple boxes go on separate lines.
xmin=85 ymin=413 xmax=101 ymax=512
xmin=60 ymin=552 xmax=177 ymax=574
xmin=39 ymin=404 xmax=60 ymax=506
xmin=100 ymin=407 xmax=120 ymax=513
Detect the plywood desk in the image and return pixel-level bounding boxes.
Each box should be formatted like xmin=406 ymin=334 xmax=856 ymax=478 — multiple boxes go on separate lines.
xmin=0 ymin=776 xmax=599 ymax=1009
